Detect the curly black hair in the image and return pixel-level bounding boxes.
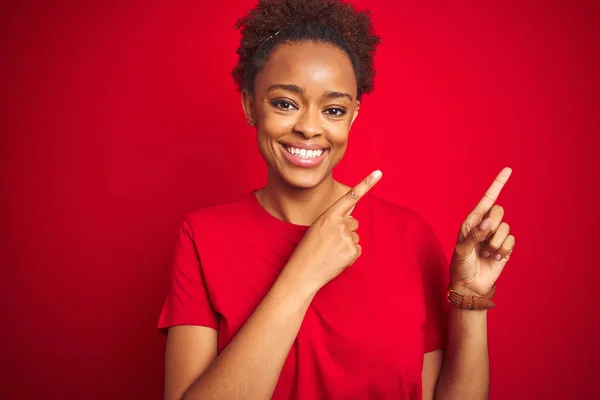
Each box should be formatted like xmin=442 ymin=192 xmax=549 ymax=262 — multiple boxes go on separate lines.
xmin=232 ymin=0 xmax=381 ymax=100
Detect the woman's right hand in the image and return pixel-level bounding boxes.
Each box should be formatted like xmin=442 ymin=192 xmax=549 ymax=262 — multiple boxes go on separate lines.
xmin=284 ymin=170 xmax=383 ymax=292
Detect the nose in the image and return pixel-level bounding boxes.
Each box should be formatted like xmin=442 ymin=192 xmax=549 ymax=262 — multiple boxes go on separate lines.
xmin=292 ymin=106 xmax=323 ymax=139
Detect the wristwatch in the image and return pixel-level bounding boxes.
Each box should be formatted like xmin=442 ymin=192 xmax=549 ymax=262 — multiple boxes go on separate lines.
xmin=447 ymin=285 xmax=496 ymax=310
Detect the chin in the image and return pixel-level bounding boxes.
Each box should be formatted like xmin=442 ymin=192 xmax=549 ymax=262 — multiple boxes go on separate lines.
xmin=280 ymin=168 xmax=327 ymax=190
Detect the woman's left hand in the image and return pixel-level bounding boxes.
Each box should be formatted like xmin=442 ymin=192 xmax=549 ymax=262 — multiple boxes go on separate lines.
xmin=449 ymin=167 xmax=516 ymax=296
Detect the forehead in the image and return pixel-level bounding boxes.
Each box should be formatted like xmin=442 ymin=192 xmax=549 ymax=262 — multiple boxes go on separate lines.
xmin=256 ymin=41 xmax=357 ymax=96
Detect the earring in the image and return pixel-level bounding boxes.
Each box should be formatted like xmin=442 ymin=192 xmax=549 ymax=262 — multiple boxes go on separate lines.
xmin=247 ymin=119 xmax=255 ymax=126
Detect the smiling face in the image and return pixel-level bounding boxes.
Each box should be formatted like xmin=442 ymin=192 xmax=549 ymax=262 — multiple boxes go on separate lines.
xmin=242 ymin=40 xmax=360 ymax=189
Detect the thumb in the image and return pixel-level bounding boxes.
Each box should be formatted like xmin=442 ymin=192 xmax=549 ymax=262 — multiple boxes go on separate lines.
xmin=462 ymin=217 xmax=492 ymax=253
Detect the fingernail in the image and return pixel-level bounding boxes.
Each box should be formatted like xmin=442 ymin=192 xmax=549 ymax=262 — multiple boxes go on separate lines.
xmin=482 ymin=250 xmax=491 ymax=258
xmin=494 ymin=254 xmax=502 ymax=261
xmin=372 ymin=170 xmax=382 ymax=179
xmin=479 ymin=218 xmax=491 ymax=230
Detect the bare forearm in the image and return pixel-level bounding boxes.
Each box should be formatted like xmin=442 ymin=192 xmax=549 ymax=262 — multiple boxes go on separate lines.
xmin=435 ymin=307 xmax=489 ymax=400
xmin=183 ymin=267 xmax=317 ymax=400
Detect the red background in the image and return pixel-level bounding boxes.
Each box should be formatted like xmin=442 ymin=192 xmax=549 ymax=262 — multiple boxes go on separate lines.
xmin=1 ymin=1 xmax=599 ymax=398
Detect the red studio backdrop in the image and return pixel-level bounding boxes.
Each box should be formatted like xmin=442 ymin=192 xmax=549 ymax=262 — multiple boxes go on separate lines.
xmin=1 ymin=1 xmax=598 ymax=399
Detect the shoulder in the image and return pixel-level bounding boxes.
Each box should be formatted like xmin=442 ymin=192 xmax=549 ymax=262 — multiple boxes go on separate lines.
xmin=181 ymin=193 xmax=251 ymax=233
xmin=367 ymin=192 xmax=432 ymax=233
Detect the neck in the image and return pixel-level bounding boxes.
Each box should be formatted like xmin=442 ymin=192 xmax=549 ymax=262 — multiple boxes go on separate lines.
xmin=255 ymin=171 xmax=350 ymax=226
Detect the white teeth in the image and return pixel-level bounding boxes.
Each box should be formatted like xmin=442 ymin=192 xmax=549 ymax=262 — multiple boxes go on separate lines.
xmin=285 ymin=145 xmax=324 ymax=159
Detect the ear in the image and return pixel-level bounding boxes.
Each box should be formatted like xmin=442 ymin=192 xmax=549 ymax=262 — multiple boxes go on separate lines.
xmin=349 ymin=100 xmax=360 ymax=129
xmin=241 ymin=90 xmax=256 ymax=126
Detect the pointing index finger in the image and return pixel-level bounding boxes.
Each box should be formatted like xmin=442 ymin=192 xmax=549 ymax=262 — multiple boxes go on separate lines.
xmin=327 ymin=170 xmax=383 ymax=217
xmin=471 ymin=167 xmax=512 ymax=216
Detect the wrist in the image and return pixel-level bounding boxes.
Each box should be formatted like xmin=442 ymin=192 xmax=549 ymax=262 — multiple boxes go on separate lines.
xmin=449 ymin=305 xmax=488 ymax=316
xmin=447 ymin=284 xmax=497 ymax=310
xmin=449 ymin=280 xmax=494 ymax=297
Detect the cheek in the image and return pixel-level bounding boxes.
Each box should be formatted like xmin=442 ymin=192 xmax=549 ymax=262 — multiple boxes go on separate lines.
xmin=326 ymin=124 xmax=350 ymax=146
xmin=324 ymin=125 xmax=349 ymax=159
xmin=254 ymin=116 xmax=290 ymax=157
xmin=261 ymin=115 xmax=296 ymax=137
xmin=256 ymin=105 xmax=295 ymax=136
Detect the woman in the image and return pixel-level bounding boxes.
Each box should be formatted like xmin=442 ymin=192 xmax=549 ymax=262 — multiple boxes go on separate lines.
xmin=158 ymin=0 xmax=516 ymax=399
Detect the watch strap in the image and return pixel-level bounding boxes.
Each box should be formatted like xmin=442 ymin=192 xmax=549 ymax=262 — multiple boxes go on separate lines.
xmin=447 ymin=284 xmax=496 ymax=310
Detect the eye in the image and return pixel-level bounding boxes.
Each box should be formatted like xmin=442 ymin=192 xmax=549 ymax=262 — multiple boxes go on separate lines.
xmin=271 ymin=100 xmax=298 ymax=111
xmin=324 ymin=107 xmax=347 ymax=117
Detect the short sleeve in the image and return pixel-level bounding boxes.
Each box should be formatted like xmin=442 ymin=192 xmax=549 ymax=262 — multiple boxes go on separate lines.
xmin=416 ymin=218 xmax=450 ymax=353
xmin=157 ymin=218 xmax=219 ymax=334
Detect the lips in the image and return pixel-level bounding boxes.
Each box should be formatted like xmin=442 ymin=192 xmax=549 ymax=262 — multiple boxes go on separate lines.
xmin=279 ymin=143 xmax=328 ymax=168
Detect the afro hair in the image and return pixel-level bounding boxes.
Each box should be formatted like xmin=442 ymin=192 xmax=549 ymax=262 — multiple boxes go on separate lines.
xmin=232 ymin=0 xmax=381 ymax=100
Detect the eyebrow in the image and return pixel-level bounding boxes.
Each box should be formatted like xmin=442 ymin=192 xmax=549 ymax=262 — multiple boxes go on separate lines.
xmin=322 ymin=90 xmax=353 ymax=102
xmin=267 ymin=84 xmax=304 ymax=95
xmin=267 ymin=84 xmax=353 ymax=102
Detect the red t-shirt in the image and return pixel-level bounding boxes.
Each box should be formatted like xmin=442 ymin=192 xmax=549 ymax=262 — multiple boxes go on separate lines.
xmin=158 ymin=190 xmax=449 ymax=399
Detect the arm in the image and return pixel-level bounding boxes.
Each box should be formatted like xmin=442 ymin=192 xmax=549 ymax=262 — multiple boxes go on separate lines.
xmin=166 ymin=266 xmax=317 ymax=400
xmin=422 ymin=350 xmax=444 ymax=400
xmin=421 ymin=309 xmax=489 ymax=400
xmin=165 ymin=326 xmax=218 ymax=400
xmin=430 ymin=167 xmax=515 ymax=400
xmin=434 ymin=307 xmax=489 ymax=400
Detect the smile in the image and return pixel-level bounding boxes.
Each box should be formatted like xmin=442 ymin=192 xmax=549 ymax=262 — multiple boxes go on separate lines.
xmin=279 ymin=144 xmax=328 ymax=167
xmin=283 ymin=144 xmax=324 ymax=158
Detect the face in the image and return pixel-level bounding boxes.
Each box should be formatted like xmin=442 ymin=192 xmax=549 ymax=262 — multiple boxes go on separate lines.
xmin=242 ymin=41 xmax=360 ymax=189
